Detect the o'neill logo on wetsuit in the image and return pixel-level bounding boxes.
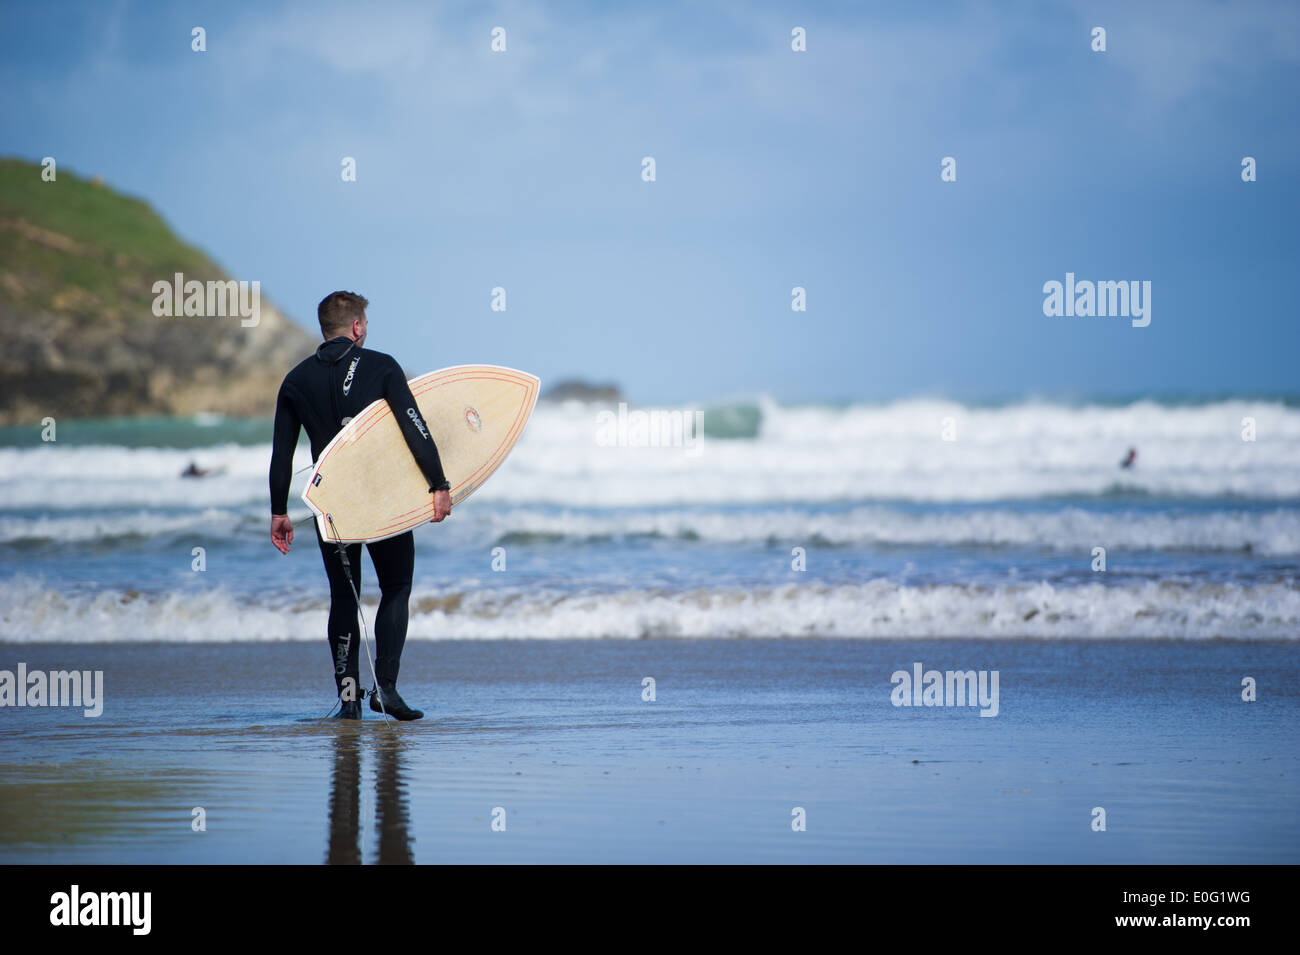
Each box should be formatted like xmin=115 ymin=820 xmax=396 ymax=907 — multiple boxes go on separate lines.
xmin=334 ymin=633 xmax=351 ymax=675
xmin=407 ymin=407 xmax=430 ymax=439
xmin=341 ymin=357 xmax=359 ymax=396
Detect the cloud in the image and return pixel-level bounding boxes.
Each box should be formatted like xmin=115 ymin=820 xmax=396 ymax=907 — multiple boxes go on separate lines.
xmin=1072 ymin=0 xmax=1300 ymax=108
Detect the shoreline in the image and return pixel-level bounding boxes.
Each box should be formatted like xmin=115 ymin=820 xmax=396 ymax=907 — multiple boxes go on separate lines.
xmin=1 ymin=638 xmax=1295 ymax=864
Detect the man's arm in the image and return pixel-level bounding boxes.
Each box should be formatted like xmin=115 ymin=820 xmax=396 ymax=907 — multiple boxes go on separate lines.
xmin=384 ymin=360 xmax=450 ymax=491
xmin=269 ymin=382 xmax=301 ymax=553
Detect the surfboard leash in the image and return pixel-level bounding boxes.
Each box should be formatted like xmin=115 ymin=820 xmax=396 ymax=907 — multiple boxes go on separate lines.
xmin=325 ymin=513 xmax=391 ymax=724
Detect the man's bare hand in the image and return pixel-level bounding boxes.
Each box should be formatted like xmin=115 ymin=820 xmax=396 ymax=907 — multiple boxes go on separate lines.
xmin=271 ymin=513 xmax=294 ymax=554
xmin=430 ymin=489 xmax=452 ymax=522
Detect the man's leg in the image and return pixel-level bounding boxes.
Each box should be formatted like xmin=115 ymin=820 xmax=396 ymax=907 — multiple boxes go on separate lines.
xmin=315 ymin=525 xmax=364 ymax=705
xmin=365 ymin=530 xmax=422 ymax=719
xmin=367 ymin=530 xmax=414 ymax=684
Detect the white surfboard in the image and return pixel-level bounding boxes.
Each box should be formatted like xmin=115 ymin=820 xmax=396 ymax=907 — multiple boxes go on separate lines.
xmin=303 ymin=364 xmax=539 ymax=543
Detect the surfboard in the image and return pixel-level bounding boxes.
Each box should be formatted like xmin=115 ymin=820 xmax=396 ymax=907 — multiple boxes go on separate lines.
xmin=302 ymin=364 xmax=539 ymax=543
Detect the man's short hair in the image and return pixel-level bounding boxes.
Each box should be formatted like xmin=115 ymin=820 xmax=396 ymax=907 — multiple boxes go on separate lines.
xmin=318 ymin=291 xmax=369 ymax=337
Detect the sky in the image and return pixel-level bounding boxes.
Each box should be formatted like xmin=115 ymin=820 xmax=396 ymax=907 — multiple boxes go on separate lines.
xmin=2 ymin=0 xmax=1297 ymax=405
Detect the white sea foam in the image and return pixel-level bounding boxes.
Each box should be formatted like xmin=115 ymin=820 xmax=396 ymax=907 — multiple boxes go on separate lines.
xmin=1 ymin=398 xmax=1298 ymax=509
xmin=483 ymin=505 xmax=1300 ymax=555
xmin=0 ymin=508 xmax=246 ymax=544
xmin=2 ymin=502 xmax=1296 ymax=555
xmin=2 ymin=576 xmax=1296 ymax=642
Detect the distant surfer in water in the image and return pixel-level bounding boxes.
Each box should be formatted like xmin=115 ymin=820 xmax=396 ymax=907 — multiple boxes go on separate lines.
xmin=181 ymin=460 xmax=226 ymax=478
xmin=268 ymin=291 xmax=452 ymax=720
xmin=1120 ymin=447 xmax=1137 ymax=469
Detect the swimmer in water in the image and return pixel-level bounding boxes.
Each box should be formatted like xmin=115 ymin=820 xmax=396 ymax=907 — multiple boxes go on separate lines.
xmin=181 ymin=461 xmax=227 ymax=478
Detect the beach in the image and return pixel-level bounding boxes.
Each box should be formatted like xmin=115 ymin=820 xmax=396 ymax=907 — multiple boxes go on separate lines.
xmin=1 ymin=638 xmax=1295 ymax=864
xmin=1 ymin=398 xmax=1297 ymax=863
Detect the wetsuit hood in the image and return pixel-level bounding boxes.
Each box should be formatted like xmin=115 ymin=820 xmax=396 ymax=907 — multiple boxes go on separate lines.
xmin=315 ymin=336 xmax=358 ymax=365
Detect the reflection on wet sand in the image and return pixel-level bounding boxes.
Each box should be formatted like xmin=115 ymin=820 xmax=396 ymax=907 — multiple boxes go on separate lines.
xmin=327 ymin=729 xmax=413 ymax=865
xmin=326 ymin=731 xmax=361 ymax=864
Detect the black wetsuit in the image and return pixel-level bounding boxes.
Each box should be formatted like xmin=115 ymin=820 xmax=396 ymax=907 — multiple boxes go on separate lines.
xmin=269 ymin=337 xmax=449 ymax=696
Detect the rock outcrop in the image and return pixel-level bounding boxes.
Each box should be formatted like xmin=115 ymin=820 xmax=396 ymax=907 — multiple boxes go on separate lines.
xmin=0 ymin=158 xmax=316 ymax=424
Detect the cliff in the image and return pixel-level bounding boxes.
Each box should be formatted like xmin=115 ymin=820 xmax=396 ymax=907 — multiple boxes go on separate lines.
xmin=0 ymin=158 xmax=316 ymax=424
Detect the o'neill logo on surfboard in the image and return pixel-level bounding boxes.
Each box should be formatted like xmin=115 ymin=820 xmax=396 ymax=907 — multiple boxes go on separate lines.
xmin=464 ymin=407 xmax=481 ymax=432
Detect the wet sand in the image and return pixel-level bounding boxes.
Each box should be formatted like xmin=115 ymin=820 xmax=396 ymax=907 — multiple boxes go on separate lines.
xmin=0 ymin=639 xmax=1296 ymax=863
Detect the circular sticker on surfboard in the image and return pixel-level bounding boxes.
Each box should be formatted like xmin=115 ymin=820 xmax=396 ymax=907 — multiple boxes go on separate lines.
xmin=464 ymin=407 xmax=482 ymax=432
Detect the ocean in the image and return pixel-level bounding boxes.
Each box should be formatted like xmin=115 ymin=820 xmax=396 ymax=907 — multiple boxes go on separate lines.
xmin=1 ymin=395 xmax=1297 ymax=643
xmin=2 ymin=395 xmax=1299 ymax=865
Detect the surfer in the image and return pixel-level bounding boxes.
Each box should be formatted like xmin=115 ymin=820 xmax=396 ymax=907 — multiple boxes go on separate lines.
xmin=1120 ymin=447 xmax=1137 ymax=469
xmin=181 ymin=460 xmax=226 ymax=478
xmin=268 ymin=291 xmax=452 ymax=720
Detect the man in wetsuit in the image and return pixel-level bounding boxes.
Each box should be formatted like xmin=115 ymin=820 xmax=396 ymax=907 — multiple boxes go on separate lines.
xmin=268 ymin=291 xmax=451 ymax=720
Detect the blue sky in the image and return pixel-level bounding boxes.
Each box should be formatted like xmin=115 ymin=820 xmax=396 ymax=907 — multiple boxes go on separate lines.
xmin=2 ymin=0 xmax=1297 ymax=404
